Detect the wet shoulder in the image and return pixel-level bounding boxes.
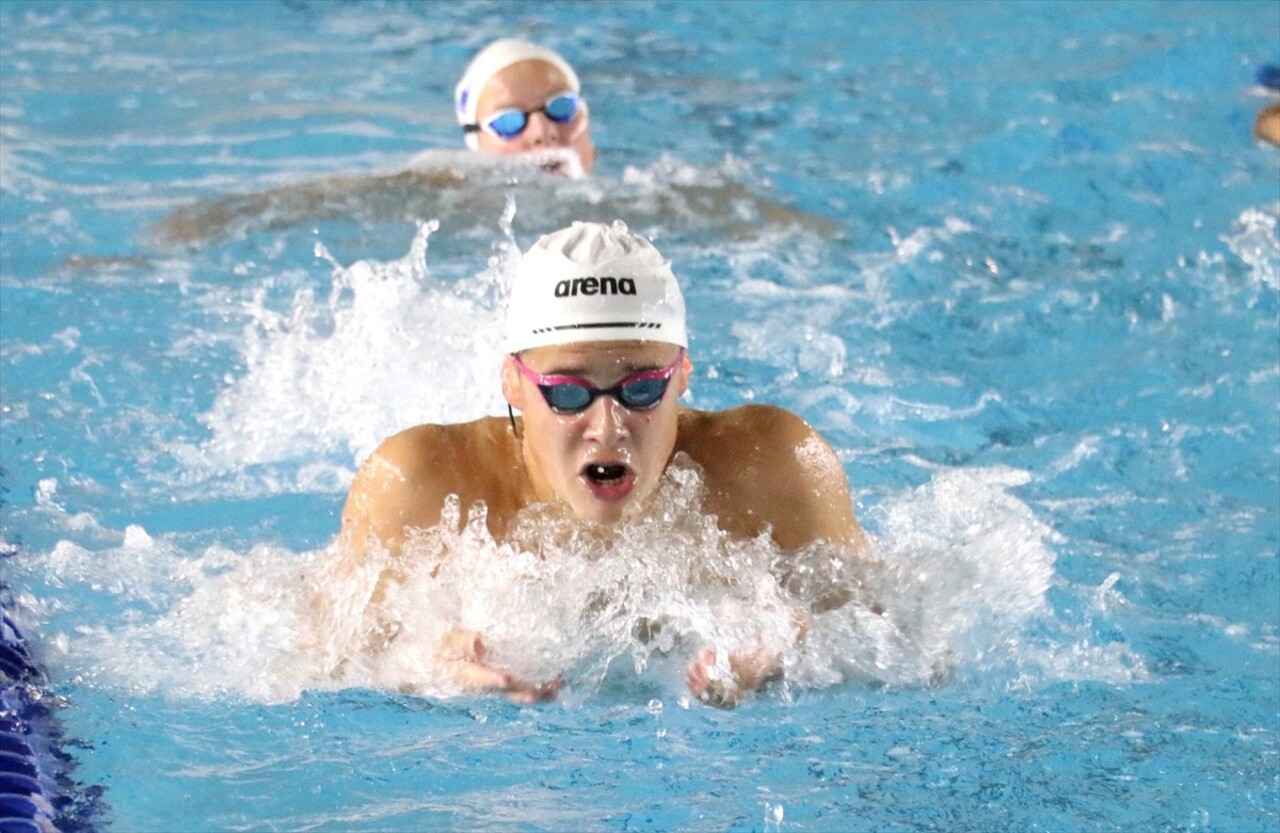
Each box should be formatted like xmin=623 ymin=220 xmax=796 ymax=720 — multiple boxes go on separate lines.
xmin=675 ymin=405 xmax=860 ymax=551
xmin=677 ymin=404 xmax=814 ymax=453
xmin=675 ymin=404 xmax=821 ymax=487
xmin=370 ymin=416 xmax=515 ymax=481
xmin=674 ymin=405 xmax=827 ymax=543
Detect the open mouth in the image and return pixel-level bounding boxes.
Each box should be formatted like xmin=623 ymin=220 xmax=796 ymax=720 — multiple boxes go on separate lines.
xmin=580 ymin=462 xmax=636 ymax=502
xmin=583 ymin=463 xmax=628 ymax=485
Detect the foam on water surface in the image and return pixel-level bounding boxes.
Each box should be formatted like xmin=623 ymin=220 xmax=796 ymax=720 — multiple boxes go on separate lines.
xmin=11 ymin=456 xmax=1098 ymax=706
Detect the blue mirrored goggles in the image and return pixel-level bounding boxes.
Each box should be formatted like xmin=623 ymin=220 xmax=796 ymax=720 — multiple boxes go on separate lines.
xmin=464 ymin=92 xmax=581 ymax=141
xmin=512 ymin=350 xmax=684 ymax=414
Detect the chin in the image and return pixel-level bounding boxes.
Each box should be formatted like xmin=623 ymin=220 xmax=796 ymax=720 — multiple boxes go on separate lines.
xmin=574 ymin=502 xmax=627 ymax=527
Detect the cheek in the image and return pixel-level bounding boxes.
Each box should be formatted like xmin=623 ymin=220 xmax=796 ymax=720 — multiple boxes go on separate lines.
xmin=634 ymin=416 xmax=676 ymax=468
xmin=477 ymin=133 xmax=524 ymax=154
xmin=528 ymin=415 xmax=581 ymax=465
xmin=569 ymin=131 xmax=594 ymax=157
xmin=575 ymin=134 xmax=595 ymax=165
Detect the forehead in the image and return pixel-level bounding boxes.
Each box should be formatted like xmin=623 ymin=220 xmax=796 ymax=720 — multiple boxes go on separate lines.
xmin=477 ymin=59 xmax=570 ymax=112
xmin=522 ymin=341 xmax=679 ymax=371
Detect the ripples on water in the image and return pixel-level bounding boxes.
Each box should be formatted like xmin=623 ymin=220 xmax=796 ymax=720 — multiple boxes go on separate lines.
xmin=2 ymin=1 xmax=1277 ymax=829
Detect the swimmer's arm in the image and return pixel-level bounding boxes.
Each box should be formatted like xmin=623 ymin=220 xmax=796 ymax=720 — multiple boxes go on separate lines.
xmin=338 ymin=426 xmax=560 ymax=703
xmin=689 ymin=404 xmax=872 ymax=606
xmin=685 ymin=407 xmax=873 ymax=707
xmin=436 ymin=628 xmax=561 ymax=704
xmin=686 ymin=609 xmax=810 ymax=709
xmin=301 ymin=432 xmax=446 ymax=672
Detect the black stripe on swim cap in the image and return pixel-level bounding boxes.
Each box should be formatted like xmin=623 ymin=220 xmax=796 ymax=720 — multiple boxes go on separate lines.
xmin=531 ymin=321 xmax=662 ymax=335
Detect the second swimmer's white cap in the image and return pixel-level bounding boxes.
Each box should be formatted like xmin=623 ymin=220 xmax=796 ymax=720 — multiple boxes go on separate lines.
xmin=505 ymin=222 xmax=688 ymax=353
xmin=455 ymin=39 xmax=580 ymax=150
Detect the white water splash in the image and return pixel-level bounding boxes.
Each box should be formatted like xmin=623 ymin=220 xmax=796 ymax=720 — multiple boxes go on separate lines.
xmin=169 ymin=218 xmax=517 ymax=491
xmin=405 ymin=146 xmax=588 ymax=181
xmin=1222 ymin=204 xmax=1280 ymax=292
xmin=7 ymin=458 xmax=1143 ymax=704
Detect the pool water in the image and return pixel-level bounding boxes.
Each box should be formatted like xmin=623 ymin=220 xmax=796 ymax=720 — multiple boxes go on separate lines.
xmin=2 ymin=1 xmax=1278 ymax=830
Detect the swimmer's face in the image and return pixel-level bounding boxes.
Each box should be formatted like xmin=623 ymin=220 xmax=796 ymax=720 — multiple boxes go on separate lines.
xmin=473 ymin=59 xmax=596 ymax=174
xmin=502 ymin=341 xmax=690 ymax=526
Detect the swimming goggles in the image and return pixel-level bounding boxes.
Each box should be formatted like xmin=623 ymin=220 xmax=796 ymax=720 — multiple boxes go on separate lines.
xmin=512 ymin=350 xmax=684 ymax=414
xmin=465 ymin=91 xmax=582 ymax=141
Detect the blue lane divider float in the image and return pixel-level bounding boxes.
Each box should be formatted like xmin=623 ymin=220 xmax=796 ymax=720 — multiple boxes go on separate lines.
xmin=1 ymin=609 xmax=102 ymax=833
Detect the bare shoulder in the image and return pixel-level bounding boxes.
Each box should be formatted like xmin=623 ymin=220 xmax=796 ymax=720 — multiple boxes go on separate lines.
xmin=366 ymin=418 xmax=502 ymax=474
xmin=678 ymin=403 xmax=830 ymax=464
xmin=676 ymin=405 xmax=864 ymax=550
xmin=341 ymin=417 xmax=517 ymax=553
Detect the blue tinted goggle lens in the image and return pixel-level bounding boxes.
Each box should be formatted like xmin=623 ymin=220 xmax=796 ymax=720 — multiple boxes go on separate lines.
xmin=542 ymin=92 xmax=579 ymax=122
xmin=541 ymin=376 xmax=670 ymax=414
xmin=483 ymin=92 xmax=580 ymax=139
xmin=486 ymin=110 xmax=528 ymax=139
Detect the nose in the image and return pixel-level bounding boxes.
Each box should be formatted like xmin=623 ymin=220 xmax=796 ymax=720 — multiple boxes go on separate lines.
xmin=521 ymin=111 xmax=556 ymax=146
xmin=581 ymin=395 xmax=630 ymax=444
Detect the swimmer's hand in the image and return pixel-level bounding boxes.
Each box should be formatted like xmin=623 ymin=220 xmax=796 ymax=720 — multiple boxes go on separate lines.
xmin=686 ymin=611 xmax=808 ymax=708
xmin=438 ymin=627 xmax=562 ymax=704
xmin=685 ymin=639 xmax=784 ymax=710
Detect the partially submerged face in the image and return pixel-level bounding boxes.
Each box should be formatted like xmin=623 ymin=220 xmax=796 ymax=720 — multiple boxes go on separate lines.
xmin=502 ymin=340 xmax=689 ymax=526
xmin=473 ymin=59 xmax=596 ymax=174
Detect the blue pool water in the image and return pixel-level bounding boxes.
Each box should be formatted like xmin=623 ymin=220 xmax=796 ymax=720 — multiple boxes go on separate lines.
xmin=2 ymin=1 xmax=1278 ymax=830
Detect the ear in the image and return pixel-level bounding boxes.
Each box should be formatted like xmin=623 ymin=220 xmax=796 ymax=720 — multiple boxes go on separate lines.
xmin=501 ymin=355 xmax=526 ymax=409
xmin=677 ymin=352 xmax=693 ymax=398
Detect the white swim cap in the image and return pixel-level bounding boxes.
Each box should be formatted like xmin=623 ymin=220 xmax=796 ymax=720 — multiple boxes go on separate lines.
xmin=455 ymin=39 xmax=581 ymax=150
xmin=505 ymin=222 xmax=688 ymax=353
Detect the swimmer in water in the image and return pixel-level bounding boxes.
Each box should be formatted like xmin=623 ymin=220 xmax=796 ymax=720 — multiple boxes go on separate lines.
xmin=337 ymin=221 xmax=871 ymax=707
xmin=1254 ymin=102 xmax=1280 ymax=147
xmin=152 ymin=39 xmax=595 ymax=245
xmin=453 ymin=38 xmax=597 ymax=175
xmin=151 ymin=39 xmax=826 ymax=247
xmin=1252 ymin=64 xmax=1280 ymax=147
